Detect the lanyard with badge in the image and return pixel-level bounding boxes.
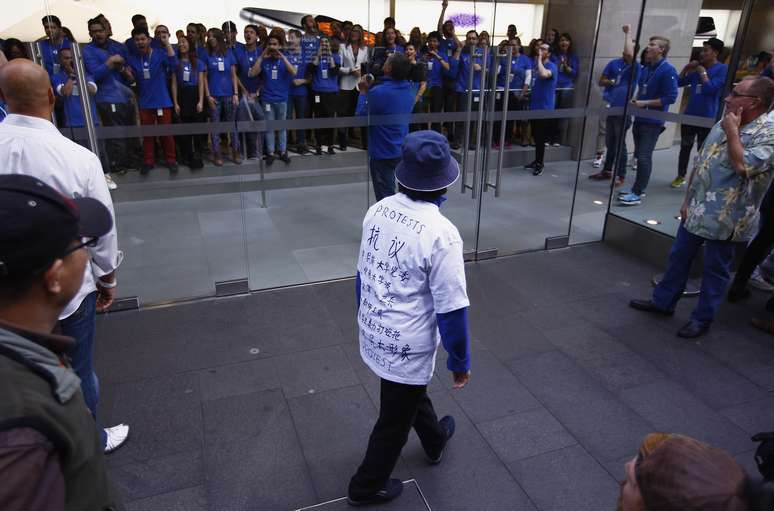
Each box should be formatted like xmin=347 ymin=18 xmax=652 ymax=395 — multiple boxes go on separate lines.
xmin=182 ymin=62 xmax=191 ymax=83
xmin=321 ymin=57 xmax=329 ymax=80
xmin=142 ymin=51 xmax=151 ymax=80
xmin=270 ymin=60 xmax=279 ymax=80
xmin=217 ymin=56 xmax=225 ymax=72
xmin=247 ymin=47 xmax=258 ymax=69
xmin=52 ymin=46 xmax=60 ymax=74
xmin=640 ymin=58 xmax=665 ymax=97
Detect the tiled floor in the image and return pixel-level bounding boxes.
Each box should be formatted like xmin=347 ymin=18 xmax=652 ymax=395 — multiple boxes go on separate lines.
xmin=97 ymin=243 xmax=774 ymax=510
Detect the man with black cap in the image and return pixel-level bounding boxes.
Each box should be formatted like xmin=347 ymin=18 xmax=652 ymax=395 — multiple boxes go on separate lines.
xmin=0 ymin=175 xmax=124 ymax=510
xmin=348 ymin=130 xmax=471 ymax=506
xmin=670 ymin=37 xmax=727 ymax=189
xmin=0 ymin=59 xmax=129 ymax=452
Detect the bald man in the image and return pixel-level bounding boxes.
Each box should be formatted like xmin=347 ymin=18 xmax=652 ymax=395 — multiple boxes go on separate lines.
xmin=0 ymin=59 xmax=129 ymax=454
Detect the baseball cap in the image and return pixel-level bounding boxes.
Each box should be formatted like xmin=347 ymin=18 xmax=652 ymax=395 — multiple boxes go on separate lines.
xmin=0 ymin=174 xmax=112 ymax=278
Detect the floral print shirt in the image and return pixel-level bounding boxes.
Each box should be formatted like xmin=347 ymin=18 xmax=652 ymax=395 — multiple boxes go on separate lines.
xmin=684 ymin=113 xmax=774 ymax=242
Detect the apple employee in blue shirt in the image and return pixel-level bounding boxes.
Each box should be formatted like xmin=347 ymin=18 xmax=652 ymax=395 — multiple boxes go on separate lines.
xmin=671 ymin=38 xmax=727 ymax=188
xmin=348 ymin=130 xmax=471 ymax=506
xmin=248 ymin=34 xmax=296 ymax=164
xmin=619 ymin=35 xmax=678 ymax=206
xmin=525 ymin=41 xmax=558 ymax=176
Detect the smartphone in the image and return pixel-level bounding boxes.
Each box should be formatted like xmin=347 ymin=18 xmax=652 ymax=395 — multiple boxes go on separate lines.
xmin=360 ymin=62 xmax=368 ymax=74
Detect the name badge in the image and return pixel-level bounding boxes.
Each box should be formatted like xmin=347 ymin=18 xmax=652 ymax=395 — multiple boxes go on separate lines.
xmin=321 ymin=69 xmax=328 ymax=79
xmin=271 ymin=67 xmax=278 ymax=80
xmin=183 ymin=65 xmax=191 ymax=82
xmin=157 ymin=108 xmax=163 ymax=117
xmin=143 ymin=67 xmax=151 ymax=80
xmin=53 ymin=63 xmax=60 ymax=74
xmin=696 ymin=83 xmax=702 ymax=94
xmin=111 ymin=103 xmax=117 ymax=113
xmin=509 ymin=73 xmax=514 ymax=82
xmin=496 ymin=92 xmax=501 ymax=100
xmin=218 ymin=59 xmax=225 ymax=72
xmin=427 ymin=61 xmax=433 ymax=71
xmin=525 ymin=69 xmax=532 ymax=85
xmin=641 ymin=84 xmax=648 ymax=95
xmin=447 ymin=49 xmax=452 ymax=57
xmin=265 ymin=103 xmax=271 ymax=112
xmin=473 ymin=95 xmax=479 ymax=102
xmin=315 ymin=95 xmax=321 ymax=104
xmin=72 ymin=84 xmax=79 ymax=96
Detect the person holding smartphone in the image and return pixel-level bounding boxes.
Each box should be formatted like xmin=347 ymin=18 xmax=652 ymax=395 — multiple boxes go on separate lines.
xmin=248 ymin=34 xmax=296 ymax=164
xmin=524 ymin=41 xmax=557 ymax=176
xmin=448 ymin=30 xmax=483 ymax=150
xmin=309 ymin=37 xmax=341 ymax=155
xmin=287 ymin=29 xmax=311 ymax=154
xmin=494 ymin=38 xmax=530 ymax=149
xmin=171 ymin=35 xmax=206 ymax=170
xmin=235 ymin=24 xmax=266 ymax=160
xmin=405 ymin=44 xmax=427 ymax=132
xmin=371 ymin=27 xmax=404 ymax=79
xmin=204 ymin=28 xmax=241 ymax=166
xmin=339 ymin=25 xmax=369 ymax=150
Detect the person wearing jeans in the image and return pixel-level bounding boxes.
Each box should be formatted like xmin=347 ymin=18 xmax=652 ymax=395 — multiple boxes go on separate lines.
xmin=630 ymin=76 xmax=774 ymax=338
xmin=205 ymin=28 xmax=241 ymax=166
xmin=248 ymin=34 xmax=296 ymax=164
xmin=287 ymin=29 xmax=310 ymax=153
xmin=728 ymin=183 xmax=774 ymax=301
xmin=618 ymin=35 xmax=678 ymax=206
xmin=235 ymin=24 xmax=264 ymax=160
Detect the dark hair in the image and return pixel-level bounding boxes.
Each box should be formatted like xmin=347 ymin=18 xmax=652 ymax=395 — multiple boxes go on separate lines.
xmin=398 ymin=183 xmax=447 ymax=202
xmin=384 ymin=17 xmax=395 ymax=25
xmin=757 ymin=51 xmax=772 ymax=63
xmin=131 ymin=14 xmax=146 ymax=26
xmin=207 ymin=28 xmax=227 ymax=56
xmin=245 ymin=24 xmax=259 ymax=35
xmin=88 ymin=18 xmax=106 ymax=31
xmin=301 ymin=14 xmax=315 ymax=27
xmin=3 ymin=38 xmax=29 ymax=59
xmin=41 ymin=15 xmax=62 ymax=28
xmin=222 ymin=21 xmax=237 ymax=33
xmin=178 ymin=35 xmax=198 ymax=69
xmin=466 ymin=30 xmax=478 ymax=37
xmin=558 ymin=32 xmax=573 ymax=54
xmin=131 ymin=27 xmax=150 ymax=39
xmin=347 ymin=25 xmax=364 ymax=47
xmin=427 ymin=31 xmax=441 ymax=42
xmin=288 ymin=28 xmax=302 ymax=39
xmin=408 ymin=27 xmax=423 ymax=48
xmin=703 ymin=37 xmax=724 ymax=55
xmin=387 ymin=52 xmax=411 ymax=80
xmin=267 ymin=27 xmax=286 ymax=47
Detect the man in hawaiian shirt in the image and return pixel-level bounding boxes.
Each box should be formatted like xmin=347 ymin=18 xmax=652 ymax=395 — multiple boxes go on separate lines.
xmin=629 ymin=75 xmax=774 ymax=338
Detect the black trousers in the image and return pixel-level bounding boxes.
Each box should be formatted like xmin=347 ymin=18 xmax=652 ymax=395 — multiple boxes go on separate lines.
xmin=733 ymin=187 xmax=774 ymax=288
xmin=442 ymin=81 xmax=457 ymax=142
xmin=349 ymin=378 xmax=445 ymax=498
xmin=531 ymin=118 xmax=549 ymax=165
xmin=678 ymin=125 xmax=711 ymax=178
xmin=313 ymin=91 xmax=338 ymax=149
xmin=338 ymin=89 xmax=359 ymax=148
xmin=97 ymin=101 xmax=140 ymax=171
xmin=428 ymin=86 xmax=445 ymax=134
xmin=175 ymin=86 xmax=207 ymax=164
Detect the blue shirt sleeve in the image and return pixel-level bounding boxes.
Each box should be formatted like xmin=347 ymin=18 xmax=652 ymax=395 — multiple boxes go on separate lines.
xmin=83 ymin=46 xmax=111 ymax=82
xmin=702 ymin=63 xmax=727 ymax=95
xmin=659 ymin=66 xmax=679 ymax=106
xmin=356 ymin=271 xmax=362 ymax=308
xmin=437 ymin=307 xmax=471 ymax=373
xmin=355 ymin=92 xmax=368 ymax=116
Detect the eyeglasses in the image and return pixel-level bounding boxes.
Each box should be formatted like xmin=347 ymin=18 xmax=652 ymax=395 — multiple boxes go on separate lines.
xmin=729 ymin=90 xmax=759 ymax=99
xmin=62 ymin=237 xmax=98 ymax=257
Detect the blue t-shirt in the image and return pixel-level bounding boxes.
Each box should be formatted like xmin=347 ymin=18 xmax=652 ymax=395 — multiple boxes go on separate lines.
xmin=233 ymin=45 xmax=262 ymax=94
xmin=384 ymin=44 xmax=405 ymax=55
xmin=176 ymin=58 xmax=205 ymax=87
xmin=450 ymin=49 xmax=484 ymax=93
xmin=125 ymin=36 xmax=162 ymax=56
xmin=679 ymin=62 xmax=728 ymax=118
xmin=529 ymin=60 xmax=558 ymax=110
xmin=195 ymin=45 xmax=209 ymax=63
xmin=53 ymin=71 xmax=99 ymax=127
xmin=608 ymin=60 xmax=640 ymax=108
xmin=439 ymin=37 xmax=457 ymax=60
xmin=260 ymin=56 xmax=293 ymax=103
xmin=40 ymin=38 xmax=72 ymax=79
xmin=288 ymin=52 xmax=307 ymax=97
xmin=549 ymin=51 xmax=579 ymax=89
xmin=206 ymin=52 xmax=237 ymax=97
xmin=82 ymin=41 xmax=131 ymax=104
xmin=422 ymin=51 xmax=448 ymax=88
xmin=301 ymin=35 xmax=320 ymax=64
xmin=634 ymin=58 xmax=679 ymax=125
xmin=355 ymin=77 xmax=415 ymax=159
xmin=311 ymin=53 xmax=341 ymax=93
xmin=601 ymin=58 xmax=628 ymax=103
xmin=127 ymin=49 xmax=177 ymax=109
xmin=497 ymin=53 xmax=531 ymax=90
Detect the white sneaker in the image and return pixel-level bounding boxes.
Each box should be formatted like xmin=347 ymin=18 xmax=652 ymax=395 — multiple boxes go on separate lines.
xmin=592 ymin=155 xmax=604 ymax=168
xmin=749 ymin=268 xmax=774 ymax=292
xmin=104 ymin=174 xmax=118 ymax=190
xmin=104 ymin=423 xmax=130 ymax=454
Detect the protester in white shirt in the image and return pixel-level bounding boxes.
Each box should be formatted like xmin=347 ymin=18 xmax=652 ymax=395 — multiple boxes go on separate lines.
xmin=0 ymin=59 xmax=129 ymax=453
xmin=348 ymin=130 xmax=471 ymax=506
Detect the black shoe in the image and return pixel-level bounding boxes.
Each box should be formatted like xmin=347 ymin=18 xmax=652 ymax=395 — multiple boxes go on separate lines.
xmin=140 ymin=164 xmax=153 ymax=176
xmin=677 ymin=321 xmax=710 ymax=339
xmin=427 ymin=415 xmax=455 ymax=465
xmin=166 ymin=162 xmax=178 ymax=174
xmin=532 ymin=164 xmax=544 ymax=176
xmin=264 ymin=154 xmax=275 ymax=165
xmin=347 ymin=479 xmax=403 ymax=507
xmin=767 ymin=295 xmax=774 ymax=313
xmin=629 ymin=299 xmax=674 ymax=316
xmin=327 ymin=146 xmax=336 ymax=155
xmin=279 ymin=152 xmax=290 ymax=163
xmin=525 ymin=160 xmax=537 ymax=170
xmin=727 ymin=284 xmax=751 ymax=303
xmin=450 ymin=141 xmax=461 ymax=150
xmin=298 ymin=145 xmax=310 ymax=155
xmin=315 ymin=146 xmax=323 ymax=156
xmin=189 ymin=157 xmax=204 ymax=170
xmin=339 ymin=144 xmax=348 ymax=151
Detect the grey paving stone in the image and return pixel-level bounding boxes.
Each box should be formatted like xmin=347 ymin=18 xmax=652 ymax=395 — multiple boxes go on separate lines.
xmin=472 ymin=312 xmax=556 ymax=362
xmin=202 ymin=390 xmax=316 ymax=511
xmin=698 ymin=328 xmax=774 ymax=381
xmin=519 ymin=305 xmax=588 ymax=332
xmin=508 ymin=444 xmax=619 ymax=511
xmin=273 ymin=345 xmax=360 ymax=398
xmin=288 ymin=385 xmax=412 ymax=501
xmin=478 ymin=408 xmax=578 ymax=463
xmin=509 ymin=351 xmax=653 ymax=463
xmin=720 ymin=397 xmax=774 ymax=437
xmin=126 ymin=486 xmax=206 ymax=511
xmin=110 ymin=450 xmax=203 ymax=502
xmin=449 ymin=350 xmax=540 ymax=423
xmin=296 ymin=480 xmax=429 ymax=511
xmin=620 ymin=380 xmax=752 ymax=455
xmin=577 ymin=350 xmax=664 ymax=393
xmin=198 ymin=357 xmax=280 ymax=402
xmin=542 ymin=321 xmax=630 ymax=362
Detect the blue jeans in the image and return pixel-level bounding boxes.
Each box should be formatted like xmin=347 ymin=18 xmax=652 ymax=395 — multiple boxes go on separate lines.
xmin=263 ymin=101 xmax=288 ymax=154
xmin=603 ymin=116 xmax=631 ymax=178
xmin=210 ymin=96 xmax=239 ymax=154
xmin=287 ymin=94 xmax=308 ymax=145
xmin=236 ymin=96 xmax=265 ymax=158
xmin=631 ymin=122 xmax=663 ymax=195
xmin=59 ymin=292 xmax=107 ymax=447
xmin=652 ymin=224 xmax=738 ymax=327
xmin=369 ymin=158 xmax=400 ymax=201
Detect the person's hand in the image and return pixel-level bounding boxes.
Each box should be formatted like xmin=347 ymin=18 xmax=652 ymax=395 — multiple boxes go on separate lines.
xmin=631 ymin=99 xmax=646 ymax=108
xmin=473 ymin=63 xmax=481 ymax=72
xmin=622 ymin=24 xmax=631 ymax=34
xmin=262 ymin=48 xmax=271 ymax=58
xmin=429 ymin=50 xmax=439 ymax=60
xmin=95 ymin=283 xmax=116 ymax=312
xmin=695 ymin=65 xmax=706 ymax=75
xmin=680 ymin=199 xmax=688 ymax=222
xmin=352 ymin=68 xmax=361 ymax=78
xmin=357 ymin=76 xmax=369 ymax=93
xmin=208 ymin=95 xmax=216 ymax=109
xmin=522 ymin=85 xmax=529 ymax=95
xmin=231 ymin=94 xmax=239 ymax=107
xmin=721 ymin=107 xmax=742 ymax=135
xmin=107 ymin=54 xmax=124 ymax=67
xmin=196 ymin=101 xmax=203 ymax=113
xmin=442 ymin=0 xmax=448 ymax=7
xmin=452 ymin=371 xmax=470 ymax=389
xmin=174 ymin=103 xmax=180 ymax=116
xmin=292 ymin=78 xmax=305 ymax=86
xmin=686 ymin=59 xmax=699 ymax=70
xmin=159 ymin=33 xmax=170 ymax=47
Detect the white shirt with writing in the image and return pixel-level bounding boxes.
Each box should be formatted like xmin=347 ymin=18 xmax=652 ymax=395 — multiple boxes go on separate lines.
xmin=358 ymin=193 xmax=469 ymax=385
